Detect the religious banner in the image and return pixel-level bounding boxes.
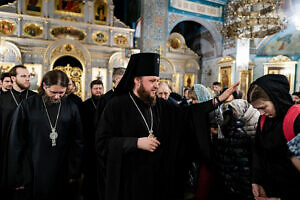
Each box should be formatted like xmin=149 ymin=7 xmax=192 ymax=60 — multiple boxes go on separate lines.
xmin=25 ymin=0 xmax=42 ymax=15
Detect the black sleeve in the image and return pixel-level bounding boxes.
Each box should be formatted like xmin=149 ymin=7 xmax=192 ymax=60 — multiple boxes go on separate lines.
xmin=68 ymin=104 xmax=85 ymax=179
xmin=251 ymin=117 xmax=266 ymax=186
xmin=7 ymin=104 xmax=31 ymax=189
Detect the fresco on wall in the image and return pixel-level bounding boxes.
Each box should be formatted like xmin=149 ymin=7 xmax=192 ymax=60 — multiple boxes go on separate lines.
xmin=259 ymin=0 xmax=300 ymax=55
xmin=260 ymin=30 xmax=300 ymax=56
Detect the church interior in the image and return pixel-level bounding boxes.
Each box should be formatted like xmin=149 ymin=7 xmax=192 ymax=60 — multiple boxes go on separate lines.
xmin=0 ymin=0 xmax=299 ymax=100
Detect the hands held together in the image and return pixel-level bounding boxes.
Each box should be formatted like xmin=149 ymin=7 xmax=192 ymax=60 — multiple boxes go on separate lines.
xmin=137 ymin=137 xmax=160 ymax=152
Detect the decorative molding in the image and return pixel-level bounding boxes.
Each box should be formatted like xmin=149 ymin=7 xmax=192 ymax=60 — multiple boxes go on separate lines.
xmin=170 ymin=0 xmax=222 ymax=17
xmin=23 ymin=23 xmax=43 ymax=38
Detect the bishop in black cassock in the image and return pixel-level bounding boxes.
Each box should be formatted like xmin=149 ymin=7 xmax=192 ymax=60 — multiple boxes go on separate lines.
xmin=95 ymin=53 xmax=239 ymax=200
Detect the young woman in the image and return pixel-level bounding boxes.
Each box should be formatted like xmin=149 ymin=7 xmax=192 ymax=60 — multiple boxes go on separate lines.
xmin=247 ymin=74 xmax=300 ymax=200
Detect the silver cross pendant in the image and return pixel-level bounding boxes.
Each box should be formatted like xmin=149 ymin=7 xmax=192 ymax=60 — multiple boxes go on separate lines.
xmin=49 ymin=128 xmax=58 ymax=147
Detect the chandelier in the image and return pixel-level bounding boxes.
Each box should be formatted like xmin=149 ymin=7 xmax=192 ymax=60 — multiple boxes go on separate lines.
xmin=223 ymin=0 xmax=287 ymax=38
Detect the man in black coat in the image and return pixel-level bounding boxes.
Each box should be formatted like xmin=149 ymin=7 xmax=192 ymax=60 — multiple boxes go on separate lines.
xmin=0 ymin=65 xmax=36 ymax=199
xmin=95 ymin=53 xmax=239 ymax=200
xmin=81 ymin=79 xmax=104 ymax=200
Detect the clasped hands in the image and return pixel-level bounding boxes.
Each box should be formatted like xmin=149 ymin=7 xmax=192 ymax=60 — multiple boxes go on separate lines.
xmin=137 ymin=137 xmax=160 ymax=152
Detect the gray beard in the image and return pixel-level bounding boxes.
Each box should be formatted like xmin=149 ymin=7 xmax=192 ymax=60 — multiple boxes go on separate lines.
xmin=137 ymin=84 xmax=156 ymax=107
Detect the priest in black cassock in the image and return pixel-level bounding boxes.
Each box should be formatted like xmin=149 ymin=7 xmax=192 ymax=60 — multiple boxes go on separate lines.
xmin=93 ymin=67 xmax=125 ymax=200
xmin=94 ymin=67 xmax=125 ymax=127
xmin=0 ymin=65 xmax=36 ymax=199
xmin=95 ymin=53 xmax=239 ymax=200
xmin=7 ymin=70 xmax=84 ymax=200
xmin=81 ymin=79 xmax=104 ymax=200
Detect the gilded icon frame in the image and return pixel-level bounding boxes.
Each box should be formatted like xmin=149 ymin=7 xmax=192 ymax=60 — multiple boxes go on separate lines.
xmin=54 ymin=0 xmax=84 ymax=17
xmin=219 ymin=66 xmax=232 ymax=89
xmin=23 ymin=23 xmax=44 ymax=38
xmin=92 ymin=31 xmax=108 ymax=45
xmin=184 ymin=73 xmax=195 ymax=88
xmin=25 ymin=0 xmax=42 ymax=16
xmin=94 ymin=0 xmax=108 ymax=25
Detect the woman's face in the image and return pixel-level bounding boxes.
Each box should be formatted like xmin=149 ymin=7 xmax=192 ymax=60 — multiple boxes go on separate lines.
xmin=251 ymin=99 xmax=276 ymax=118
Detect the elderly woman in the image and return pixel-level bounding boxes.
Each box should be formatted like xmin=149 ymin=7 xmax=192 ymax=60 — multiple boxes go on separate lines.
xmin=213 ymin=99 xmax=259 ymax=200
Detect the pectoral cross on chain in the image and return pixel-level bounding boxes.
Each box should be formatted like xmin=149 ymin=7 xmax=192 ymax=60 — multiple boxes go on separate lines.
xmin=148 ymin=130 xmax=155 ymax=138
xmin=49 ymin=128 xmax=58 ymax=147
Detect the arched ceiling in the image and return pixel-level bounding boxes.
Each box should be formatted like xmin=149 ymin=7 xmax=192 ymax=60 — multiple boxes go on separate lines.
xmin=171 ymin=21 xmax=216 ymax=59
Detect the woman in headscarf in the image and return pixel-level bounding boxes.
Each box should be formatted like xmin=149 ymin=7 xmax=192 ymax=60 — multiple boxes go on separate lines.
xmin=247 ymin=74 xmax=300 ymax=200
xmin=214 ymin=99 xmax=259 ymax=200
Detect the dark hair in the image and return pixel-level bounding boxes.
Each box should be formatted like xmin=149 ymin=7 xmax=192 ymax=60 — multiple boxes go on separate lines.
xmin=90 ymin=79 xmax=103 ymax=89
xmin=9 ymin=65 xmax=27 ymax=77
xmin=292 ymin=92 xmax=300 ymax=98
xmin=38 ymin=70 xmax=69 ymax=96
xmin=247 ymin=84 xmax=270 ymax=103
xmin=1 ymin=72 xmax=11 ymax=81
xmin=236 ymin=90 xmax=244 ymax=99
xmin=213 ymin=81 xmax=221 ymax=86
xmin=184 ymin=87 xmax=190 ymax=92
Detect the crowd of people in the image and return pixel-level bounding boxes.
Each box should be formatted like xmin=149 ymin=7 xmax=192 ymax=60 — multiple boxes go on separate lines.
xmin=0 ymin=53 xmax=299 ymax=200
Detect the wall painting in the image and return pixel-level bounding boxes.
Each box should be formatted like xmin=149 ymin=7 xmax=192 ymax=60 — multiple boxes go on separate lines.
xmin=94 ymin=0 xmax=108 ymax=24
xmin=55 ymin=0 xmax=84 ymax=17
xmin=25 ymin=0 xmax=42 ymax=15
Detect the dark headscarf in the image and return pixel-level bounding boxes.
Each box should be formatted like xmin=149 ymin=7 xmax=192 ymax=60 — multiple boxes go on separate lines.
xmin=251 ymin=74 xmax=293 ymax=118
xmin=114 ymin=53 xmax=160 ymax=95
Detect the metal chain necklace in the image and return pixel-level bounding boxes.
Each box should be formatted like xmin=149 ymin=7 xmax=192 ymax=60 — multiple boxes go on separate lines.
xmin=91 ymin=98 xmax=97 ymax=109
xmin=129 ymin=92 xmax=154 ymax=138
xmin=42 ymin=97 xmax=62 ymax=147
xmin=10 ymin=89 xmax=29 ymax=106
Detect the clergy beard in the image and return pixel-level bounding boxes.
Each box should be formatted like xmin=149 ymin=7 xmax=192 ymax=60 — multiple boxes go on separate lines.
xmin=92 ymin=95 xmax=101 ymax=100
xmin=43 ymin=95 xmax=61 ymax=105
xmin=137 ymin=84 xmax=156 ymax=107
xmin=16 ymin=79 xmax=30 ymax=90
